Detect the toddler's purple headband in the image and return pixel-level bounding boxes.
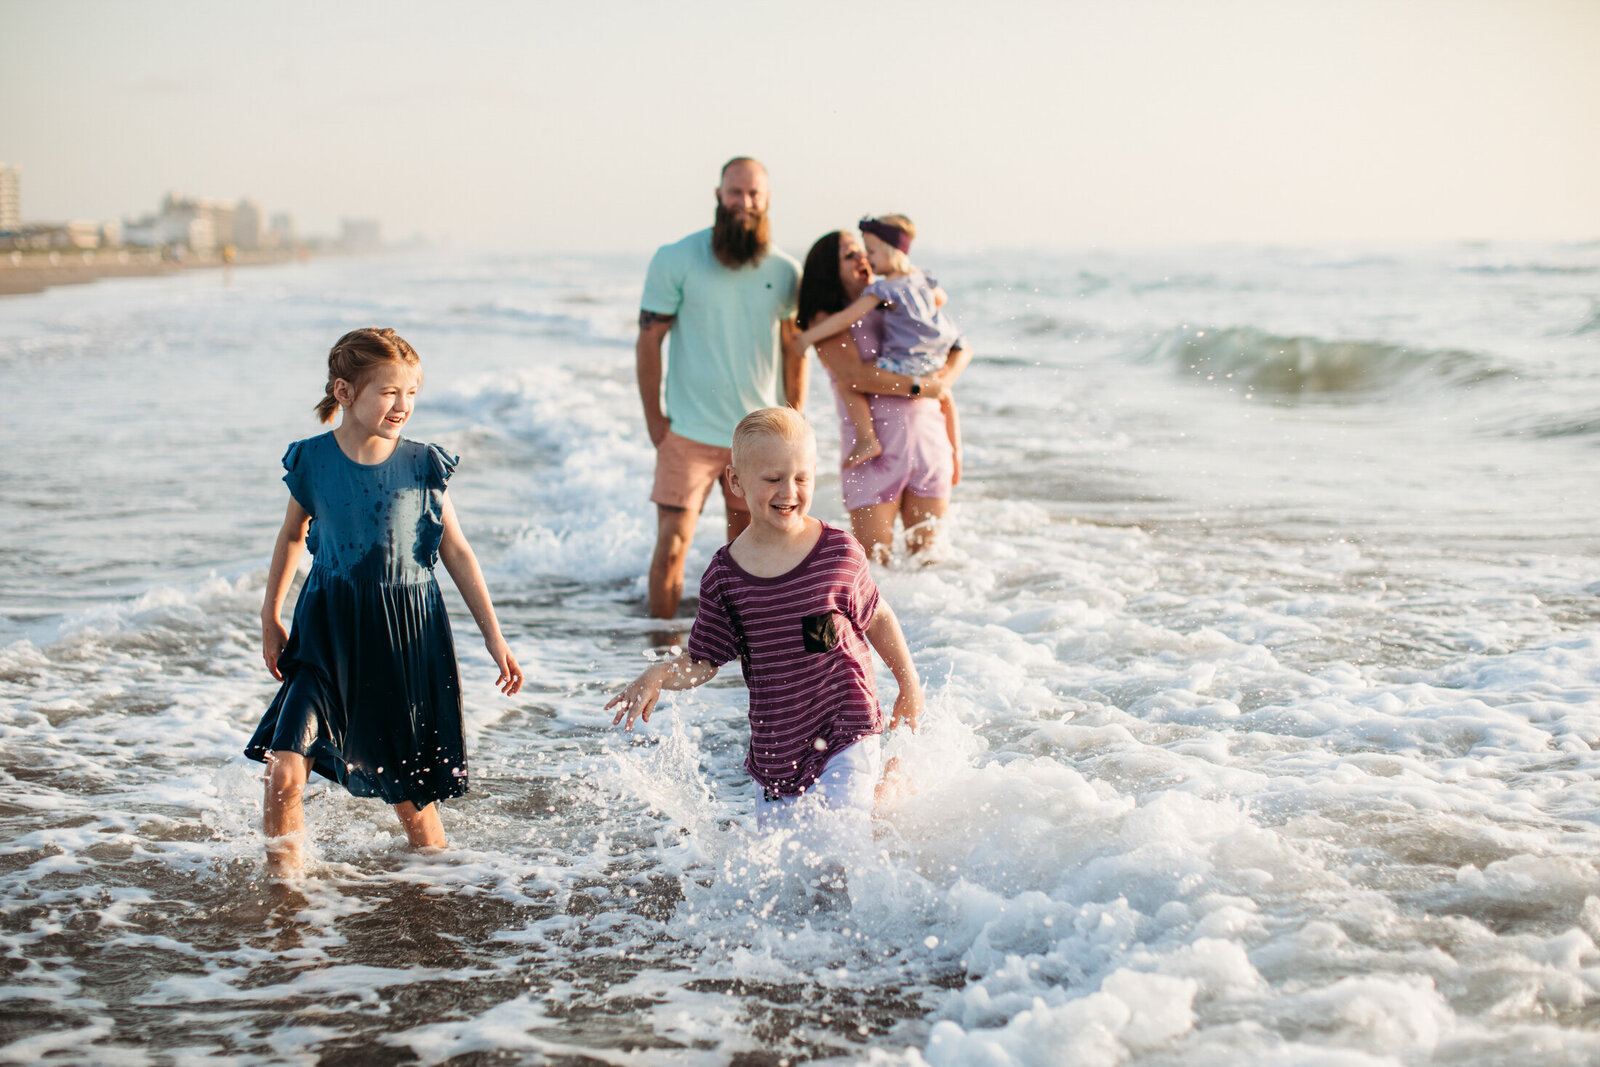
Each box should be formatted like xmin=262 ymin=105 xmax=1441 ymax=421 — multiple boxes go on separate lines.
xmin=859 ymin=217 xmax=912 ymax=254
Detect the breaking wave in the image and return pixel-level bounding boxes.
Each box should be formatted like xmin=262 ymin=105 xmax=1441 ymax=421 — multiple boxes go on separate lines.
xmin=1147 ymin=326 xmax=1509 ymax=396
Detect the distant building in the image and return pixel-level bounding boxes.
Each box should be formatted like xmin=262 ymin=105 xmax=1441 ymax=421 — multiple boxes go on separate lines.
xmin=151 ymin=193 xmax=207 ymax=250
xmin=340 ymin=217 xmax=381 ymax=252
xmin=62 ymin=220 xmax=101 ymax=249
xmin=159 ymin=191 xmax=197 ymax=228
xmin=119 ymin=218 xmax=162 ymax=248
xmin=0 ymin=225 xmax=48 ymax=252
xmin=0 ymin=220 xmax=102 ymax=251
xmin=141 ymin=192 xmax=244 ymax=252
xmin=186 ymin=215 xmax=216 ymax=252
xmin=119 ymin=192 xmax=297 ymax=255
xmin=0 ymin=164 xmax=19 ymax=232
xmin=267 ymin=212 xmax=295 ymax=249
xmin=208 ymin=200 xmax=236 ymax=251
xmin=233 ymin=199 xmax=262 ymax=251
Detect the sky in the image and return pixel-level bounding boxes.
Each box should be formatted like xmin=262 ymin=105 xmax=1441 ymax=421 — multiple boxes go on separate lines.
xmin=2 ymin=0 xmax=1597 ymax=252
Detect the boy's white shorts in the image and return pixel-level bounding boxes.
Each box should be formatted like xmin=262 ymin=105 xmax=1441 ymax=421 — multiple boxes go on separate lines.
xmin=754 ymin=735 xmax=882 ymax=853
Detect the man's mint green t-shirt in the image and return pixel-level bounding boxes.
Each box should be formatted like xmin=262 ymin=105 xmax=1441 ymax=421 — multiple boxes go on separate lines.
xmin=640 ymin=229 xmax=801 ymax=449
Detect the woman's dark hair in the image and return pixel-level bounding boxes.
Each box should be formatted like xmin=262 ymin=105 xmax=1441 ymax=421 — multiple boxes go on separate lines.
xmin=797 ymin=231 xmax=851 ymax=330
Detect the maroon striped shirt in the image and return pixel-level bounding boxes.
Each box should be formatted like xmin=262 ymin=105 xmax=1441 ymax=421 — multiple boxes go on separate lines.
xmin=687 ymin=523 xmax=883 ymax=797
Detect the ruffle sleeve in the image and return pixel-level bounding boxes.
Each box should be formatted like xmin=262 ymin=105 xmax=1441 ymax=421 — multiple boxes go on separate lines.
xmin=281 ymin=439 xmax=315 ymax=516
xmin=425 ymin=443 xmax=459 ymax=491
xmin=415 ymin=443 xmax=460 ymax=568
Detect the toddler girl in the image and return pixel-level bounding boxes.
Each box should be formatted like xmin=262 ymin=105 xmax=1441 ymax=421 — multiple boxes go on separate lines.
xmin=245 ymin=327 xmax=523 ymax=876
xmin=797 ymin=214 xmax=964 ymax=468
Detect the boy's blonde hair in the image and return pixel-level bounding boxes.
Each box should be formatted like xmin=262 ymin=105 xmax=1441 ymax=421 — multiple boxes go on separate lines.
xmin=732 ymin=407 xmax=815 ymax=468
xmin=866 ymin=213 xmax=917 ymax=274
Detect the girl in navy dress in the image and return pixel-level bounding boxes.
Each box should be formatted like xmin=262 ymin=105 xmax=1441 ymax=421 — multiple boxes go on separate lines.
xmin=246 ymin=327 xmax=523 ymax=876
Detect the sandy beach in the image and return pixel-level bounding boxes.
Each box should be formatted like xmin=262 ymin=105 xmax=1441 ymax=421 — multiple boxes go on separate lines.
xmin=0 ymin=248 xmax=297 ymax=296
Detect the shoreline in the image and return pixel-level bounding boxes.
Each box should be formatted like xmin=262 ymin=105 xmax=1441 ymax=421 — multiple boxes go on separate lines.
xmin=0 ymin=249 xmax=301 ymax=296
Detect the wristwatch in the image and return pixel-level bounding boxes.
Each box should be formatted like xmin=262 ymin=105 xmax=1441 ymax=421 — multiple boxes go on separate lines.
xmin=909 ymin=377 xmax=922 ymax=397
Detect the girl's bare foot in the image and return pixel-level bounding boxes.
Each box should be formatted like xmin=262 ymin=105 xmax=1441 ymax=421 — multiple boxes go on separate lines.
xmin=395 ymin=800 xmax=447 ymax=849
xmin=265 ymin=832 xmax=305 ymax=878
xmin=843 ymin=436 xmax=883 ymax=469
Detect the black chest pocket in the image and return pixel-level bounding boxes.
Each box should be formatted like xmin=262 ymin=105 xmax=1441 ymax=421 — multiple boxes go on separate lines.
xmin=801 ymin=612 xmax=841 ymax=653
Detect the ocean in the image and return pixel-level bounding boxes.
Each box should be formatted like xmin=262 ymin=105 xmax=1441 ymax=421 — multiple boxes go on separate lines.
xmin=2 ymin=242 xmax=1598 ymax=1065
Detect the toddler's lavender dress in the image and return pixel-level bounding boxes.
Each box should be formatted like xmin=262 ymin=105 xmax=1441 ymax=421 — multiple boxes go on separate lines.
xmin=834 ymin=309 xmax=957 ymax=510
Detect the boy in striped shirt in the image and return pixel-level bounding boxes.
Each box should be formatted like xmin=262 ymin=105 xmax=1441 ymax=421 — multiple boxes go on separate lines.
xmin=609 ymin=407 xmax=923 ymax=839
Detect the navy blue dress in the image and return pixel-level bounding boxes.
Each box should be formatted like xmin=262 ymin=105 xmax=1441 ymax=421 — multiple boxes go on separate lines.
xmin=245 ymin=432 xmax=467 ymax=807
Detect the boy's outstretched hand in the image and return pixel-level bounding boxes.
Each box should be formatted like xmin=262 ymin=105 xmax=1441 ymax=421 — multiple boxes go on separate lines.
xmin=607 ymin=665 xmax=666 ymax=730
xmin=606 ymin=654 xmax=717 ymax=730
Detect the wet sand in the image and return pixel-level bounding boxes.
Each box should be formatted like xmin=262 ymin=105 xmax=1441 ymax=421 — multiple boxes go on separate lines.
xmin=0 ymin=250 xmax=297 ymax=296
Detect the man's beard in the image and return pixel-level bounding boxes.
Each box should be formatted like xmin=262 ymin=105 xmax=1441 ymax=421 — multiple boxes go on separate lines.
xmin=711 ymin=202 xmax=770 ymax=268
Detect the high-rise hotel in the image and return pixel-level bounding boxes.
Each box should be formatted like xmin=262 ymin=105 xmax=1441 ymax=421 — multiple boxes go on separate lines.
xmin=0 ymin=164 xmax=19 ymax=232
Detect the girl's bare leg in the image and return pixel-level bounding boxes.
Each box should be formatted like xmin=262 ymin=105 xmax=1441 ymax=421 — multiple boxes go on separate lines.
xmin=841 ymin=391 xmax=883 ymax=469
xmin=394 ymin=801 xmax=447 ymax=849
xmin=849 ymin=501 xmax=900 ymax=564
xmin=940 ymin=393 xmax=962 ymax=487
xmin=901 ymin=494 xmax=949 ymax=557
xmin=263 ymin=750 xmax=313 ymax=877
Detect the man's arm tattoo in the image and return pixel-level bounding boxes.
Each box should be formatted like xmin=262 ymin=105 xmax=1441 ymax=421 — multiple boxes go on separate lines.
xmin=639 ymin=310 xmax=676 ymax=328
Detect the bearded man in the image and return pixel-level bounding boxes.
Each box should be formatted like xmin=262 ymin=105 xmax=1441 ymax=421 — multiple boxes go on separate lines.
xmin=636 ymin=157 xmax=805 ymax=618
